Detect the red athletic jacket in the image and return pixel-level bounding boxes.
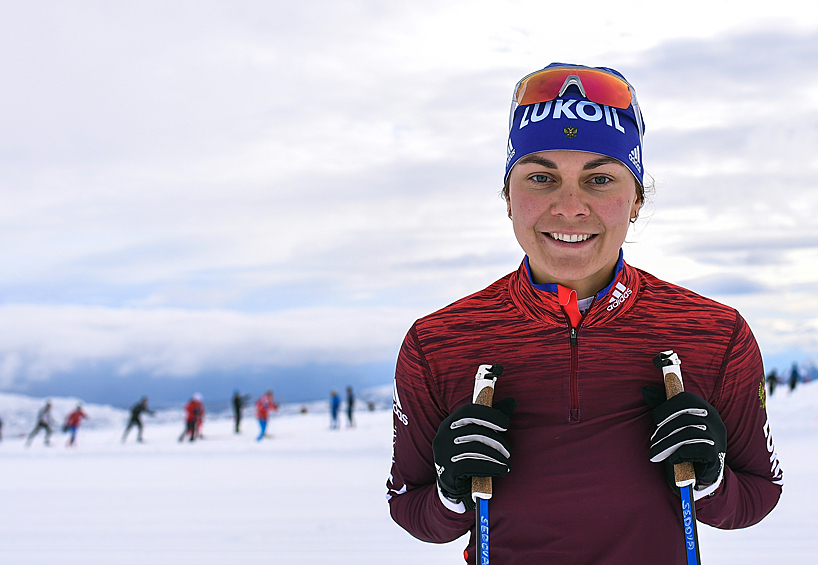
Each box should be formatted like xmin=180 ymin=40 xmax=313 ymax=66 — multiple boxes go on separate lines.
xmin=64 ymin=409 xmax=87 ymax=428
xmin=256 ymin=393 xmax=278 ymax=420
xmin=387 ymin=259 xmax=782 ymax=565
xmin=184 ymin=400 xmax=205 ymax=424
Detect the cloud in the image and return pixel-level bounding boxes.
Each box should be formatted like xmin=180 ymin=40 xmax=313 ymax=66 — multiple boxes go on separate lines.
xmin=671 ymin=232 xmax=818 ymax=267
xmin=1 ymin=3 xmax=818 ymax=400
xmin=677 ymin=273 xmax=768 ymax=296
xmin=0 ymin=304 xmax=418 ymax=389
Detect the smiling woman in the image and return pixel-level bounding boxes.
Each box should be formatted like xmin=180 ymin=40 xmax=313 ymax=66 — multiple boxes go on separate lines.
xmin=506 ymin=150 xmax=641 ymax=298
xmin=386 ymin=63 xmax=783 ymax=565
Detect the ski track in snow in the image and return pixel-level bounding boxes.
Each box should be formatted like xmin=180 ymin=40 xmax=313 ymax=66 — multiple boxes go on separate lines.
xmin=0 ymin=384 xmax=816 ymax=564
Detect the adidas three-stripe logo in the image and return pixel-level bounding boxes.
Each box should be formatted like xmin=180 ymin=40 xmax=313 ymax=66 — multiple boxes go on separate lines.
xmin=628 ymin=146 xmax=641 ymax=172
xmin=607 ymin=282 xmax=632 ymax=311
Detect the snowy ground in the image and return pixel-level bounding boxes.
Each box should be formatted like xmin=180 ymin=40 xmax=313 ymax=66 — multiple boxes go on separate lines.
xmin=1 ymin=383 xmax=816 ymax=565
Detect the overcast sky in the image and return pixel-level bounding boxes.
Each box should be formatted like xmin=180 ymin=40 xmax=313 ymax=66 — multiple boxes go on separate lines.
xmin=1 ymin=1 xmax=816 ymax=403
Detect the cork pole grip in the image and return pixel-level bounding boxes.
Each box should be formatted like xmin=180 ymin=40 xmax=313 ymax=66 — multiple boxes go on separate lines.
xmin=472 ymin=385 xmax=495 ymax=498
xmin=663 ymin=370 xmax=697 ymax=486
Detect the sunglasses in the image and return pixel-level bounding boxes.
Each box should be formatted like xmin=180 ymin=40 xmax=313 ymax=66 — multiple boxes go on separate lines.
xmin=509 ymin=65 xmax=643 ymax=137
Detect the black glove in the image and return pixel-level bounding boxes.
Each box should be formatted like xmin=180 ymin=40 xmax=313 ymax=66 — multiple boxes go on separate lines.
xmin=642 ymin=386 xmax=726 ymax=499
xmin=432 ymin=397 xmax=515 ymax=512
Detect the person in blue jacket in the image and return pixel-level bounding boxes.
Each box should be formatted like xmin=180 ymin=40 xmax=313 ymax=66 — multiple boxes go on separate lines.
xmin=330 ymin=389 xmax=341 ymax=429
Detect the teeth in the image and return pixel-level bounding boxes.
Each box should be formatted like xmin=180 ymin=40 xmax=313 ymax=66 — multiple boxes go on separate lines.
xmin=550 ymin=233 xmax=592 ymax=243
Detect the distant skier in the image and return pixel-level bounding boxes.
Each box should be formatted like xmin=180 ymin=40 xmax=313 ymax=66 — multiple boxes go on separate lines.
xmin=789 ymin=363 xmax=800 ymax=393
xmin=179 ymin=393 xmax=205 ymax=442
xmin=26 ymin=400 xmax=55 ymax=446
xmin=63 ymin=404 xmax=89 ymax=447
xmin=767 ymin=369 xmax=779 ymax=397
xmin=122 ymin=396 xmax=155 ymax=443
xmin=0 ymin=413 xmax=3 ymax=441
xmin=329 ymin=389 xmax=341 ymax=430
xmin=345 ymin=386 xmax=355 ymax=428
xmin=232 ymin=390 xmax=252 ymax=434
xmin=255 ymin=390 xmax=278 ymax=441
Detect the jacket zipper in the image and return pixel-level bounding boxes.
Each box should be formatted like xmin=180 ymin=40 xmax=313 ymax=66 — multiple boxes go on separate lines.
xmin=569 ymin=325 xmax=580 ymax=423
xmin=558 ymin=285 xmax=584 ymax=424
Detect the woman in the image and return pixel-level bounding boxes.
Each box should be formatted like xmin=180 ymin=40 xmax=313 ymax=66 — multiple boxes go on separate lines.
xmin=386 ymin=63 xmax=782 ymax=564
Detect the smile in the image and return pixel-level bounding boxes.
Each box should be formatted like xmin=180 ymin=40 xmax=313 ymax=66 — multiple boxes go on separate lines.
xmin=547 ymin=232 xmax=594 ymax=243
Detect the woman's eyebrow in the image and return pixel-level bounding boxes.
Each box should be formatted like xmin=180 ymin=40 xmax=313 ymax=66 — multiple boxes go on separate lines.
xmin=583 ymin=157 xmax=619 ymax=170
xmin=518 ymin=155 xmax=620 ymax=170
xmin=518 ymin=155 xmax=558 ymax=168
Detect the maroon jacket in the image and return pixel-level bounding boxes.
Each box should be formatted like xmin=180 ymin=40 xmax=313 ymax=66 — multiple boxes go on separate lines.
xmin=387 ymin=259 xmax=782 ymax=564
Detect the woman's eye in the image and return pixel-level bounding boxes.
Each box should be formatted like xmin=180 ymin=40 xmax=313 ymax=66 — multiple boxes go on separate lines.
xmin=530 ymin=174 xmax=551 ymax=183
xmin=589 ymin=175 xmax=611 ymax=185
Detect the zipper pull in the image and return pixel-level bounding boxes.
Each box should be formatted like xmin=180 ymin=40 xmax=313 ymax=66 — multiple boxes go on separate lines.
xmin=559 ymin=285 xmax=582 ymax=346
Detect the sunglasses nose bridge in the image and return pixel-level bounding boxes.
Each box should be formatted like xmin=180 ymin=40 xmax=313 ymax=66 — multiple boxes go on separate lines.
xmin=558 ymin=75 xmax=587 ymax=99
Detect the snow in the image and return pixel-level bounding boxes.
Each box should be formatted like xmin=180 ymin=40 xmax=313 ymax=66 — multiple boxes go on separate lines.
xmin=1 ymin=383 xmax=816 ymax=564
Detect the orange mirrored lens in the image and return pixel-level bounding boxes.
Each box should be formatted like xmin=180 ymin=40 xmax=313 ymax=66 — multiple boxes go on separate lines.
xmin=516 ymin=68 xmax=632 ymax=109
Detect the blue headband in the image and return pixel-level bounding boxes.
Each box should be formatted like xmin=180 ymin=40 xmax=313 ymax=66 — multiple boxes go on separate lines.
xmin=505 ymin=64 xmax=645 ymax=185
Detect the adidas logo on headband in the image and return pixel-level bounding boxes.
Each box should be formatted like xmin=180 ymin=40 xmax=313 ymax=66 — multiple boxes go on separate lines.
xmin=628 ymin=146 xmax=641 ymax=173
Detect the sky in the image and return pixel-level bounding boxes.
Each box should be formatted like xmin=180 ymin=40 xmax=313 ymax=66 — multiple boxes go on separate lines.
xmin=1 ymin=1 xmax=817 ymax=406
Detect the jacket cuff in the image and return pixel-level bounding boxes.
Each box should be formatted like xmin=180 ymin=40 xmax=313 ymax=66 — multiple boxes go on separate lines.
xmin=437 ymin=483 xmax=467 ymax=514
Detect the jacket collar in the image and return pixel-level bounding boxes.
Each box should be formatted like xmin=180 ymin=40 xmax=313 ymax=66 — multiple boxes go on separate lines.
xmin=508 ymin=251 xmax=641 ymax=327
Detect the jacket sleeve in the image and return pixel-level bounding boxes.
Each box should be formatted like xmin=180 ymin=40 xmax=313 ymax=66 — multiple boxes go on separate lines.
xmin=386 ymin=324 xmax=473 ymax=543
xmin=695 ymin=312 xmax=783 ymax=528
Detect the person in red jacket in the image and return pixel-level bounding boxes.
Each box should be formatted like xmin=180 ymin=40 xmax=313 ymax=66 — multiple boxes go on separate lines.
xmin=386 ymin=63 xmax=782 ymax=564
xmin=63 ymin=404 xmax=89 ymax=447
xmin=255 ymin=390 xmax=278 ymax=441
xmin=179 ymin=393 xmax=205 ymax=442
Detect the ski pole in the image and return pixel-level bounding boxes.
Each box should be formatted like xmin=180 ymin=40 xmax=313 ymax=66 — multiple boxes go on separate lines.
xmin=653 ymin=350 xmax=702 ymax=565
xmin=471 ymin=363 xmax=502 ymax=565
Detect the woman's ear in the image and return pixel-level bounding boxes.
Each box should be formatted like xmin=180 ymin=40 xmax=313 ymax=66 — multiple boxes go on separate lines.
xmin=629 ymin=186 xmax=642 ymax=222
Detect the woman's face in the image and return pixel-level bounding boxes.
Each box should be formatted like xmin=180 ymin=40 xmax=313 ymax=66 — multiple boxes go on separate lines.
xmin=506 ymin=150 xmax=641 ymax=297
